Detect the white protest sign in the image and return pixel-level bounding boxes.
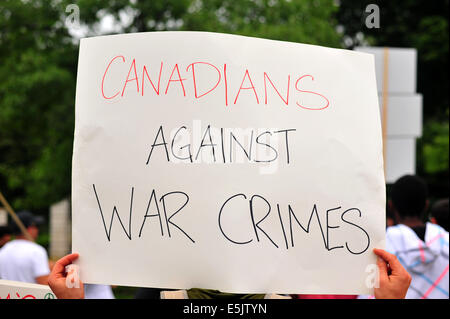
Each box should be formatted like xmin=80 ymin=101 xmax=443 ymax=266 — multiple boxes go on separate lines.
xmin=0 ymin=279 xmax=56 ymax=299
xmin=72 ymin=31 xmax=385 ymax=294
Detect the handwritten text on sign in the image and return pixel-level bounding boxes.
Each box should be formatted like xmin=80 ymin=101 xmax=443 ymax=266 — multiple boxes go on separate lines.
xmin=72 ymin=32 xmax=385 ymax=294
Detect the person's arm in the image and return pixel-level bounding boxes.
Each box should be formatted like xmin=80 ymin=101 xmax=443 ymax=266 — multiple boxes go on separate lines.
xmin=33 ymin=246 xmax=51 ymax=285
xmin=48 ymin=253 xmax=84 ymax=299
xmin=36 ymin=275 xmax=49 ymax=285
xmin=373 ymin=248 xmax=412 ymax=299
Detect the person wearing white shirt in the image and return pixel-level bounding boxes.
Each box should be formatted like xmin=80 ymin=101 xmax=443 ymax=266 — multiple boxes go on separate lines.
xmin=0 ymin=211 xmax=50 ymax=285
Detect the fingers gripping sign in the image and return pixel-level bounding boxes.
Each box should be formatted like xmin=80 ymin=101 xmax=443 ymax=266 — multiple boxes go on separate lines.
xmin=373 ymin=248 xmax=412 ymax=299
xmin=66 ymin=264 xmax=81 ymax=289
xmin=48 ymin=253 xmax=84 ymax=299
xmin=365 ymin=263 xmax=380 ymax=290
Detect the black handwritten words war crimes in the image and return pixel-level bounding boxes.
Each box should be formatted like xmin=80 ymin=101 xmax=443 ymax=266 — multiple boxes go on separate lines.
xmin=92 ymin=56 xmax=370 ymax=256
xmin=92 ymin=185 xmax=370 ymax=256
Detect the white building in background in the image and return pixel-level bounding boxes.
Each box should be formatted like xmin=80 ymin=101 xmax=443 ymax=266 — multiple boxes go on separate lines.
xmin=49 ymin=198 xmax=71 ymax=259
xmin=355 ymin=47 xmax=422 ymax=184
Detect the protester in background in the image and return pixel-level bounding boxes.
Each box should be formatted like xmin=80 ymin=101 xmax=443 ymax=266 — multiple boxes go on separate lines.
xmin=48 ymin=248 xmax=412 ymax=299
xmin=386 ymin=204 xmax=396 ymax=227
xmin=0 ymin=225 xmax=11 ymax=248
xmin=386 ymin=175 xmax=449 ymax=299
xmin=430 ymin=199 xmax=449 ymax=232
xmin=0 ymin=211 xmax=51 ymax=284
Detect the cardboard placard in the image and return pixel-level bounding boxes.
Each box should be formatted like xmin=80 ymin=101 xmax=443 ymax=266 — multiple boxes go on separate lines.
xmin=72 ymin=32 xmax=385 ymax=294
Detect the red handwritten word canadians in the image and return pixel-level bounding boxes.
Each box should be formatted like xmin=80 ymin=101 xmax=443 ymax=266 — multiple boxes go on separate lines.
xmin=100 ymin=56 xmax=330 ymax=110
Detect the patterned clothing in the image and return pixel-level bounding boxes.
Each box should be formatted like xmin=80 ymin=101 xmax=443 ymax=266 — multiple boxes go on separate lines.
xmin=386 ymin=223 xmax=449 ymax=299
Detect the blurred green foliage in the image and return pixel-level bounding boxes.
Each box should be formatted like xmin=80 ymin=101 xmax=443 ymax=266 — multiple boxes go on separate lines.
xmin=180 ymin=0 xmax=342 ymax=47
xmin=72 ymin=0 xmax=341 ymax=47
xmin=422 ymin=120 xmax=449 ymax=174
xmin=0 ymin=0 xmax=77 ymax=211
xmin=417 ymin=116 xmax=449 ymax=199
xmin=111 ymin=285 xmax=138 ymax=299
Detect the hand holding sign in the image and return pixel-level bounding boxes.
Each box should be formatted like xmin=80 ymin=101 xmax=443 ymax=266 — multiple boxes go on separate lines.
xmin=48 ymin=253 xmax=84 ymax=299
xmin=373 ymin=248 xmax=412 ymax=299
xmin=45 ymin=249 xmax=412 ymax=299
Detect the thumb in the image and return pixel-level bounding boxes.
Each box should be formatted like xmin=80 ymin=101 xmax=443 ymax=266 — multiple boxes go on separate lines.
xmin=374 ymin=249 xmax=389 ymax=282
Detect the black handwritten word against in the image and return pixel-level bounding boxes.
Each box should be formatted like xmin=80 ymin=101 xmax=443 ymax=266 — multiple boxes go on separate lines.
xmin=101 ymin=57 xmax=330 ymax=111
xmin=145 ymin=125 xmax=296 ymax=165
xmin=93 ymin=185 xmax=370 ymax=255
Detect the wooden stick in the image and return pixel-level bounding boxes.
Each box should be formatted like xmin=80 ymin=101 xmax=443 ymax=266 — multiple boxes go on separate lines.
xmin=0 ymin=190 xmax=34 ymax=241
xmin=381 ymin=47 xmax=390 ymax=178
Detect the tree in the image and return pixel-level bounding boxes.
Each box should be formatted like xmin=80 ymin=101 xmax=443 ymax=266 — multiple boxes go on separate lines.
xmin=180 ymin=0 xmax=341 ymax=47
xmin=0 ymin=0 xmax=77 ymax=211
xmin=71 ymin=0 xmax=341 ymax=46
